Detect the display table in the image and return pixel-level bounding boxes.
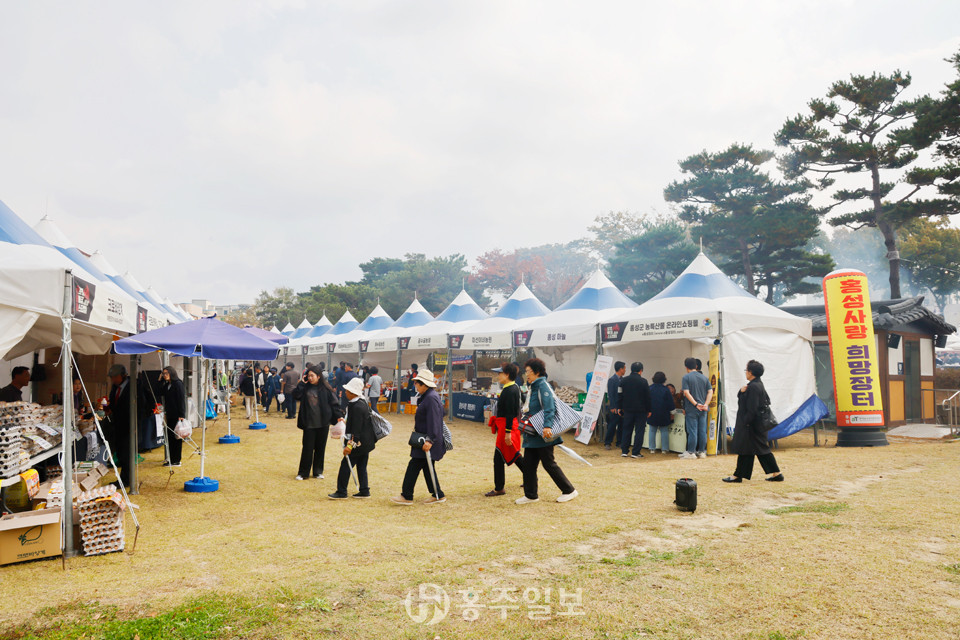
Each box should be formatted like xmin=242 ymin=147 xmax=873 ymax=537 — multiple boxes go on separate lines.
xmin=647 ymin=411 xmax=688 ymax=453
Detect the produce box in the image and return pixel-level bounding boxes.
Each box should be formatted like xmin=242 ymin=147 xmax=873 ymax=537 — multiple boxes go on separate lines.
xmin=0 ymin=507 xmax=62 ymax=565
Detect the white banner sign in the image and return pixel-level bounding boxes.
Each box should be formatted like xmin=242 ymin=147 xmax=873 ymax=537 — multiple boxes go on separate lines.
xmin=575 ymin=354 xmax=613 ymax=445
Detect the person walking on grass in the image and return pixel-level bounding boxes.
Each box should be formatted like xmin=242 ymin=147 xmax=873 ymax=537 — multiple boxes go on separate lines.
xmin=484 ymin=362 xmax=524 ymax=497
xmin=328 ymin=378 xmax=377 ymax=499
xmin=292 ymin=364 xmax=343 ymax=481
xmin=392 ymin=369 xmax=446 ymax=505
xmin=723 ymin=359 xmax=783 ymax=483
xmin=516 ymin=358 xmax=577 ymax=505
xmin=681 ymin=356 xmax=712 ymax=459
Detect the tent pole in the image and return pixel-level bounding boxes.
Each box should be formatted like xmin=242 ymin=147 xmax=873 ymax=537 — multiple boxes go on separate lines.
xmin=61 ymin=270 xmax=77 ymax=559
xmin=717 ymin=312 xmax=727 ymax=455
xmin=446 ymin=345 xmax=453 ymax=421
xmin=199 ymin=359 xmax=207 ymax=478
xmin=128 ymin=355 xmax=139 ymax=494
xmin=162 ymin=352 xmax=171 ymax=463
xmin=395 ymin=346 xmax=402 ymax=415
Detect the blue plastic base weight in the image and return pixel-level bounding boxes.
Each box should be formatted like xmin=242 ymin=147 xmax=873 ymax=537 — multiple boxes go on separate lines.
xmin=184 ymin=476 xmax=220 ymax=493
xmin=248 ymin=422 xmax=267 ymax=430
xmin=219 ymin=434 xmax=241 ymax=444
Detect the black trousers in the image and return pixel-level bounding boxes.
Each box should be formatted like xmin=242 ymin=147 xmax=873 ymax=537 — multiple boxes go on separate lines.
xmin=493 ymin=449 xmax=524 ymax=492
xmin=522 ymin=446 xmax=575 ymax=499
xmin=285 ymin=395 xmax=298 ymax=418
xmin=620 ymin=411 xmax=646 ymax=455
xmin=734 ymin=453 xmax=780 ymax=480
xmin=336 ymin=450 xmax=369 ymax=495
xmin=401 ymin=457 xmax=443 ymax=499
xmin=298 ymin=426 xmax=329 ymax=477
xmin=604 ymin=411 xmax=621 ymax=446
xmin=168 ymin=433 xmax=183 ymax=465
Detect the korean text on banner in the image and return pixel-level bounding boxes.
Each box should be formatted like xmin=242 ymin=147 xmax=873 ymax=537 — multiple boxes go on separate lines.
xmin=575 ymin=355 xmax=613 ymax=444
xmin=706 ymin=345 xmax=721 ymax=455
xmin=822 ymin=270 xmax=884 ymax=427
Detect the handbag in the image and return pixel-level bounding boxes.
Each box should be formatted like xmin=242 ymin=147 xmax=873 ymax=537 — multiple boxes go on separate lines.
xmin=758 ymin=403 xmax=778 ymax=432
xmin=407 ymin=424 xmax=452 ymax=450
xmin=521 ymin=382 xmax=581 ymax=438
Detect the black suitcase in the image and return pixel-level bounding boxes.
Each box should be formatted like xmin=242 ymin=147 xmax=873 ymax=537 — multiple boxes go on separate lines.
xmin=674 ymin=478 xmax=697 ymax=512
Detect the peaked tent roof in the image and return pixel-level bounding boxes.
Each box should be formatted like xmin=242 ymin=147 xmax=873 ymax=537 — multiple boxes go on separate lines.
xmin=88 ymin=250 xmax=168 ymax=330
xmin=462 ymin=283 xmax=551 ymax=350
xmin=366 ymin=299 xmax=434 ymax=352
xmin=289 ymin=318 xmax=315 ymax=341
xmin=518 ymin=270 xmax=637 ymax=347
xmin=605 ymin=253 xmax=811 ymax=341
xmin=122 ymin=271 xmax=181 ymax=325
xmin=324 ymin=311 xmax=360 ymax=337
xmin=302 ymin=315 xmax=333 ymax=340
xmin=330 ymin=305 xmax=396 ymax=353
xmin=405 ymin=290 xmax=488 ymax=350
xmin=270 ymin=326 xmax=281 ymax=334
xmin=280 ymin=322 xmax=296 ymax=335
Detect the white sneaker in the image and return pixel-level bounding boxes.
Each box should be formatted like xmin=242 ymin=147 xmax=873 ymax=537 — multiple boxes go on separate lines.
xmin=678 ymin=452 xmax=696 ymax=459
xmin=515 ymin=496 xmax=539 ymax=505
xmin=556 ymin=490 xmax=578 ymax=503
xmin=295 ymin=475 xmax=305 ymax=480
xmin=696 ymin=451 xmax=707 ymax=459
xmin=313 ymin=473 xmax=324 ymax=479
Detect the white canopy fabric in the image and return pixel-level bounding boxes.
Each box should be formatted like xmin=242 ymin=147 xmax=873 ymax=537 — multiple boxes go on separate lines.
xmin=602 ymin=253 xmax=817 ymax=434
xmin=517 ymin=270 xmax=637 ymax=348
xmin=280 ymin=322 xmax=296 ymax=336
xmin=331 ymin=304 xmax=395 ymax=354
xmin=288 ymin=318 xmax=314 ymax=342
xmin=404 ymin=290 xmax=488 ymax=351
xmin=122 ymin=272 xmax=181 ymax=325
xmin=88 ymin=250 xmax=168 ymax=331
xmin=366 ymin=299 xmax=434 ymax=353
xmin=461 ymin=282 xmax=551 ymax=350
xmin=293 ymin=315 xmax=334 ymax=358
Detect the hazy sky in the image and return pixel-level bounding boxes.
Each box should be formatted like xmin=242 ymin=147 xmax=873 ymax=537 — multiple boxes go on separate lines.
xmin=2 ymin=1 xmax=958 ymax=306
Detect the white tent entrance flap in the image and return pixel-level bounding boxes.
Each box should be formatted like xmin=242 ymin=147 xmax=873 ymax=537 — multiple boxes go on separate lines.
xmin=601 ymin=253 xmax=827 ymax=441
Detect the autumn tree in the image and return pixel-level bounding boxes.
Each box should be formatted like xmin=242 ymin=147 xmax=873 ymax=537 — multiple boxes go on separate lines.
xmin=775 ymin=70 xmax=948 ymax=298
xmin=664 ymin=143 xmax=832 ymax=300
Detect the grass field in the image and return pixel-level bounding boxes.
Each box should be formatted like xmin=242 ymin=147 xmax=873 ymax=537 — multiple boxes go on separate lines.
xmin=1 ymin=404 xmax=958 ymax=639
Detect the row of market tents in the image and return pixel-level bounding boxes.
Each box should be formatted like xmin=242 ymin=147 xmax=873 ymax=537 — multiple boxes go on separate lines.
xmin=274 ymin=254 xmax=826 ymax=440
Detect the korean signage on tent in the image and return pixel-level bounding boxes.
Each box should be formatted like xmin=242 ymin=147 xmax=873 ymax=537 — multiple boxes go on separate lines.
xmin=601 ymin=312 xmax=718 ymax=343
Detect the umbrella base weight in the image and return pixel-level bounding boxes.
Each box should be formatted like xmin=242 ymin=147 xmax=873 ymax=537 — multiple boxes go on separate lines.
xmin=219 ymin=434 xmax=240 ymax=444
xmin=185 ymin=477 xmax=220 ymax=493
xmin=248 ymin=422 xmax=267 ymax=430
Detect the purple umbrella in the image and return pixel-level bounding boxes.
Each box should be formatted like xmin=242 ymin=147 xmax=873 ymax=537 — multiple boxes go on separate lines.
xmin=243 ymin=325 xmax=289 ymax=346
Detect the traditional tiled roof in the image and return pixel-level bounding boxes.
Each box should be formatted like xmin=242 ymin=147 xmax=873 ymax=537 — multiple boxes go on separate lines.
xmin=782 ymin=296 xmax=956 ymax=335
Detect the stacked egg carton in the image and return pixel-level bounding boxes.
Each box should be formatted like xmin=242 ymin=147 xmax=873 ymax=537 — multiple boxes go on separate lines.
xmin=77 ymin=484 xmax=125 ymax=556
xmin=20 ymin=404 xmax=62 ymax=458
xmin=0 ymin=403 xmax=28 ymax=478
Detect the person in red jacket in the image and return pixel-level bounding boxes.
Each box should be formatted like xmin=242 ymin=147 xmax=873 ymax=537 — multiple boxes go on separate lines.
xmin=485 ymin=362 xmax=524 ymax=497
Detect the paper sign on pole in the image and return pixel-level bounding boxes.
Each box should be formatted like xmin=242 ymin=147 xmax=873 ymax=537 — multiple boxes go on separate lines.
xmin=706 ymin=345 xmax=720 ymax=455
xmin=575 ymin=355 xmax=613 ymax=445
xmin=823 ymin=270 xmax=884 ymax=427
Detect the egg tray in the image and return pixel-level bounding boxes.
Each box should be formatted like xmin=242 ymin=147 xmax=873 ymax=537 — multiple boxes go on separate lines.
xmin=82 ymin=539 xmax=125 ymax=556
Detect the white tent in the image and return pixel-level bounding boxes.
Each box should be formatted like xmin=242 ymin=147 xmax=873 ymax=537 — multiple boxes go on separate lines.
xmin=280 ymin=322 xmax=296 ymax=336
xmin=88 ymin=250 xmax=168 ymax=331
xmin=514 ymin=270 xmax=637 ymax=388
xmin=361 ymin=299 xmax=435 ymax=374
xmin=293 ymin=315 xmax=333 ymax=359
xmin=404 ymin=290 xmax=488 ymax=351
xmin=601 ymin=253 xmax=822 ymax=438
xmin=288 ymin=318 xmax=314 ymax=342
xmin=122 ymin=272 xmax=181 ymax=325
xmin=331 ymin=304 xmax=395 ymax=355
xmin=461 ymin=282 xmax=551 ymax=350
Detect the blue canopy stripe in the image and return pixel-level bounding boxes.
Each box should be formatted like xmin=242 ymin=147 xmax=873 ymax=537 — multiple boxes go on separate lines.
xmin=651 ymin=272 xmax=755 ymax=301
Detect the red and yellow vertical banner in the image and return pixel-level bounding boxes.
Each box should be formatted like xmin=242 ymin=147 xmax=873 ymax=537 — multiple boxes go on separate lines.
xmin=706 ymin=345 xmax=720 ymax=455
xmin=823 ymin=270 xmax=884 ymax=427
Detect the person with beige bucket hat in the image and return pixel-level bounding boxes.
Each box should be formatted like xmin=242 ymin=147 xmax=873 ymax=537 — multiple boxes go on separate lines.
xmin=392 ymin=369 xmax=447 ymax=505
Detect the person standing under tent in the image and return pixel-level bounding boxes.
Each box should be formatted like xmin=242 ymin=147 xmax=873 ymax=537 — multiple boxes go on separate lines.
xmin=339 ymin=363 xmax=358 ymax=409
xmin=292 ymin=364 xmax=343 ymax=481
xmin=365 ymin=366 xmax=384 ymax=412
xmin=485 ymin=362 xmax=524 ymax=497
xmin=328 ymin=377 xmax=377 ymax=499
xmin=239 ymin=368 xmax=257 ymax=420
xmin=516 ymin=358 xmax=577 ymax=505
xmin=104 ymin=364 xmax=132 ymax=488
xmin=647 ymin=372 xmax=675 ymax=454
xmin=723 ymin=359 xmax=783 ymax=483
xmin=280 ymin=362 xmax=300 ymax=419
xmin=265 ymin=368 xmax=281 ymax=412
xmin=392 ymin=369 xmax=446 ymax=505
xmin=406 ymin=363 xmax=418 ymax=390
xmin=604 ymin=361 xmax=626 ymax=450
xmin=681 ymin=357 xmax=712 ymax=459
xmin=160 ymin=366 xmax=187 ymax=467
xmin=0 ymin=366 xmax=30 ymax=402
xmin=619 ymin=362 xmax=651 ymax=459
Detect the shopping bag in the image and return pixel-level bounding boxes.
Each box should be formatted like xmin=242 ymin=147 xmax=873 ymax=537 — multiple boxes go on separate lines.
xmin=174 ymin=418 xmax=193 ymax=440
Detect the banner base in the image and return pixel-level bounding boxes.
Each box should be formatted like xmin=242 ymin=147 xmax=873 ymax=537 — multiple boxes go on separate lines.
xmin=836 ymin=428 xmax=888 ymax=447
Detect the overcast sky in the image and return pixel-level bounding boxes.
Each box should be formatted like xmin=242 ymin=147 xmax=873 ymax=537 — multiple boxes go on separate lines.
xmin=2 ymin=1 xmax=958 ymax=307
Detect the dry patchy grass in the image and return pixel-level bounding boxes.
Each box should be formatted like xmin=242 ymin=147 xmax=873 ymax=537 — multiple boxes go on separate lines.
xmin=0 ymin=409 xmax=958 ymax=639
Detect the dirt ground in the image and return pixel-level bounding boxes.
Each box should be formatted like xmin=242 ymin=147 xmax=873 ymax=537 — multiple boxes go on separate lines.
xmin=1 ymin=405 xmax=958 ymax=639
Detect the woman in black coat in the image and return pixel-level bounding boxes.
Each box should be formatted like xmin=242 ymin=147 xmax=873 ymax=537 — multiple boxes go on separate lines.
xmin=328 ymin=377 xmax=377 ymax=499
xmin=723 ymin=359 xmax=783 ymax=483
xmin=161 ymin=366 xmax=187 ymax=466
xmin=292 ymin=364 xmax=344 ymax=480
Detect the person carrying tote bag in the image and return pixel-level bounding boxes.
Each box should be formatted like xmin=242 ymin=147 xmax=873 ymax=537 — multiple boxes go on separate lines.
xmin=392 ymin=369 xmax=446 ymax=505
xmin=516 ymin=358 xmax=577 ymax=505
xmin=723 ymin=359 xmax=784 ymax=483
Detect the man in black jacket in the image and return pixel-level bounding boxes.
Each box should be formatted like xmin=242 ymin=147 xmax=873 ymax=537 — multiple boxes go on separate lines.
xmin=618 ymin=361 xmax=651 ymax=458
xmin=105 ymin=364 xmax=132 ymax=487
xmin=604 ymin=361 xmax=626 ymax=450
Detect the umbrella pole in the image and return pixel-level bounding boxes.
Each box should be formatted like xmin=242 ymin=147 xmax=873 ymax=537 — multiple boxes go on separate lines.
xmin=185 ymin=358 xmax=219 ymax=492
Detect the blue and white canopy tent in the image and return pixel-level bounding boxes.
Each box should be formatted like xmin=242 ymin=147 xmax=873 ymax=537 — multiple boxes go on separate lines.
xmin=320 ymin=311 xmax=360 ymax=370
xmin=514 ymin=270 xmax=638 ymax=388
xmin=331 ymin=304 xmax=395 ymax=358
xmin=280 ymin=322 xmax=296 ymax=336
xmin=292 ymin=315 xmax=333 ymax=365
xmin=114 ymin=316 xmax=281 ymax=492
xmin=88 ymin=250 xmax=168 ymax=331
xmin=360 ymin=299 xmax=434 ymax=407
xmin=600 ymin=253 xmax=827 ymax=446
xmin=461 ymin=282 xmax=551 ymax=352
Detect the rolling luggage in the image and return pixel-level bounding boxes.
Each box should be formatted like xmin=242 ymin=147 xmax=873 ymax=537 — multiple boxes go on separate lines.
xmin=674 ymin=478 xmax=697 ymax=512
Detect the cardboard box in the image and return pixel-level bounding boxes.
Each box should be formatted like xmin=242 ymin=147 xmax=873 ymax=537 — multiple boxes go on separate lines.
xmin=0 ymin=507 xmax=62 ymax=565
